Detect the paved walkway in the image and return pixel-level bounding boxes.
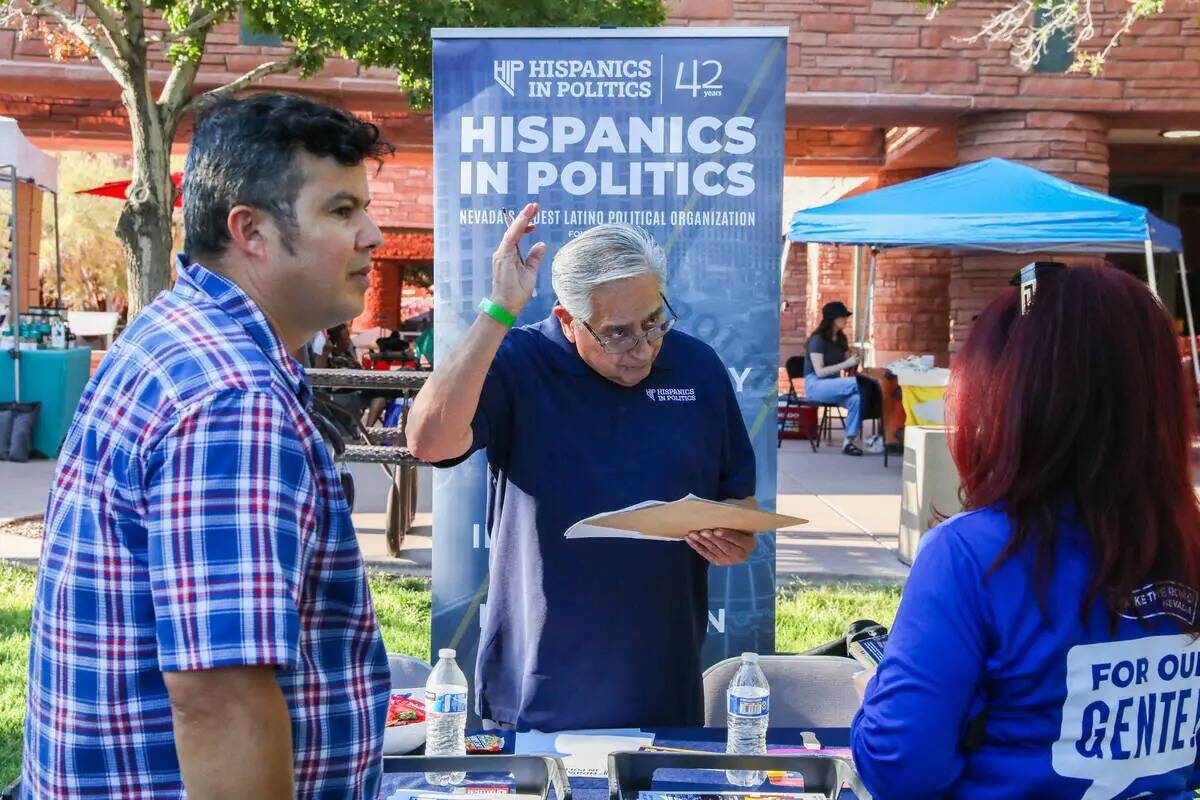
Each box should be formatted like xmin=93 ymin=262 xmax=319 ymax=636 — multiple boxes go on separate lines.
xmin=775 ymin=440 xmax=908 ymax=583
xmin=0 ymin=440 xmax=909 ymax=583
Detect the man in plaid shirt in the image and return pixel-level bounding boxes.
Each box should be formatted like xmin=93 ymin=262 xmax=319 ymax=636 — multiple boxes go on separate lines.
xmin=23 ymin=94 xmax=391 ymax=799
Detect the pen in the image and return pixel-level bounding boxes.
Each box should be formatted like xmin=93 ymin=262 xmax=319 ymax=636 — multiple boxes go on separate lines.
xmin=636 ymin=745 xmax=711 ymax=754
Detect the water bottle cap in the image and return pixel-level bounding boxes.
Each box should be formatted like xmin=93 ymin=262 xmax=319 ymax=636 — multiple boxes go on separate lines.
xmin=439 ymin=648 xmax=456 ymax=659
xmin=741 ymin=652 xmax=759 ymax=663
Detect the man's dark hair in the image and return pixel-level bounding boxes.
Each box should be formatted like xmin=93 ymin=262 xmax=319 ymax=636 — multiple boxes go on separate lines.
xmin=183 ymin=93 xmax=394 ymax=260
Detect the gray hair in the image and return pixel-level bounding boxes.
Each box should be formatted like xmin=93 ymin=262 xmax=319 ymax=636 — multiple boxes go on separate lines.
xmin=551 ymin=223 xmax=666 ymax=320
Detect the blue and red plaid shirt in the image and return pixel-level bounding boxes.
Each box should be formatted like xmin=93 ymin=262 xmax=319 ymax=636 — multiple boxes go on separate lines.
xmin=23 ymin=258 xmax=390 ymax=799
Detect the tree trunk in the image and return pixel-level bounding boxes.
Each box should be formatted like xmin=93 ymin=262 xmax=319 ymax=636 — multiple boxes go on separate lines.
xmin=115 ymin=67 xmax=178 ymax=318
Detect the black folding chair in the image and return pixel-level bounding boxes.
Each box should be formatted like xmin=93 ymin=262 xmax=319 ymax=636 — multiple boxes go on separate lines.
xmin=778 ymin=355 xmax=844 ymax=451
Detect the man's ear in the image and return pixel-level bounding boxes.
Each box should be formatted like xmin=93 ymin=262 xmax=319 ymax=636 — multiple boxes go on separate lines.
xmin=226 ymin=204 xmax=268 ymax=261
xmin=552 ymin=305 xmax=577 ymax=344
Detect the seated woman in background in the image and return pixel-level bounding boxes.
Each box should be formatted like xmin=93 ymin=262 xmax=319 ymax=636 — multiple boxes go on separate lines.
xmin=852 ymin=263 xmax=1200 ymax=799
xmin=805 ymin=301 xmax=863 ymax=455
xmin=320 ymin=323 xmax=390 ymax=428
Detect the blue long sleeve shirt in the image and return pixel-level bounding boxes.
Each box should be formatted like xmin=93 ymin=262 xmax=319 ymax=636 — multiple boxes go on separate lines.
xmin=853 ymin=506 xmax=1200 ymax=800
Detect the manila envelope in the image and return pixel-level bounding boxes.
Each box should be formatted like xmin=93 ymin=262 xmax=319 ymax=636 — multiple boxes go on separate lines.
xmin=567 ymin=495 xmax=806 ymax=540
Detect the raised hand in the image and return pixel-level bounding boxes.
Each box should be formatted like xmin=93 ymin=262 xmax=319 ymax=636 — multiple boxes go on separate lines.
xmin=491 ymin=202 xmax=548 ymax=315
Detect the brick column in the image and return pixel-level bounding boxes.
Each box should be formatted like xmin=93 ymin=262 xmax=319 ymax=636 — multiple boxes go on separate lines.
xmin=779 ymin=239 xmax=809 ymax=392
xmin=870 ymin=248 xmax=955 ymax=366
xmin=812 ymin=244 xmax=857 ymax=317
xmin=949 ymin=111 xmax=1109 ymax=354
xmin=868 ymin=169 xmax=955 ymax=366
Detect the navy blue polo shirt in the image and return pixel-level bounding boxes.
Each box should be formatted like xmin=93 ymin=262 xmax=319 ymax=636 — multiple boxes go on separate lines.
xmin=442 ymin=314 xmax=756 ymax=731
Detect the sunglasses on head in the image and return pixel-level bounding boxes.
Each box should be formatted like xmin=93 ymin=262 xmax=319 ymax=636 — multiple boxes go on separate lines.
xmin=1009 ymin=261 xmax=1068 ymax=315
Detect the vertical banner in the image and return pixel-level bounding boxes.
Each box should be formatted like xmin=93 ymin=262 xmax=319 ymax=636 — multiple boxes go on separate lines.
xmin=431 ymin=28 xmax=786 ymax=695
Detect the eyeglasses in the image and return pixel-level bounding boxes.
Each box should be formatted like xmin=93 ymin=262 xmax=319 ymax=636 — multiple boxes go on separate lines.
xmin=579 ymin=295 xmax=678 ymax=355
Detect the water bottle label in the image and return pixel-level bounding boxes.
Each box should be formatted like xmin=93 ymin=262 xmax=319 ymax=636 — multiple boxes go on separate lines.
xmin=426 ymin=689 xmax=467 ymax=714
xmin=728 ymin=694 xmax=770 ymax=718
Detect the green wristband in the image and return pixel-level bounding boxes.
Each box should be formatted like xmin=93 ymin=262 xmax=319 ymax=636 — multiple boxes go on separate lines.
xmin=478 ymin=298 xmax=517 ymax=328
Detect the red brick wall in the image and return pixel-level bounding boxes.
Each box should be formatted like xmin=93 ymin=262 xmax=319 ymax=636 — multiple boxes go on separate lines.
xmin=0 ymin=94 xmax=136 ymax=148
xmin=787 ymin=128 xmax=883 ymax=171
xmin=668 ymin=0 xmax=1200 ymax=112
xmin=949 ymin=111 xmax=1111 ymax=353
xmin=367 ymin=158 xmax=434 ymax=230
xmin=957 ymin=111 xmax=1110 ymax=192
xmin=871 ymin=248 xmax=955 ymax=365
xmin=813 ymin=245 xmax=859 ymax=333
xmin=3 ymin=0 xmax=1196 ymax=137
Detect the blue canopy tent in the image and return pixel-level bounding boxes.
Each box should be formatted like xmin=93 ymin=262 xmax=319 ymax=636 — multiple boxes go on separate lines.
xmin=786 ymin=157 xmax=1197 ymax=386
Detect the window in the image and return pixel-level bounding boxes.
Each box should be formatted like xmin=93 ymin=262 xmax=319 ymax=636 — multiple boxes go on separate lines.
xmin=1032 ymin=8 xmax=1074 ymax=74
xmin=239 ymin=13 xmax=282 ymax=47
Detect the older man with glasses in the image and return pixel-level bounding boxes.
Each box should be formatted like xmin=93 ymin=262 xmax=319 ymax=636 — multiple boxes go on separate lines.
xmin=408 ymin=203 xmax=757 ymax=732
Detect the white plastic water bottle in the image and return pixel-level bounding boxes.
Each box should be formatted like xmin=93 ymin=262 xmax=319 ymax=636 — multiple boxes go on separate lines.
xmin=50 ymin=319 xmax=66 ymax=350
xmin=424 ymin=648 xmax=468 ymax=786
xmin=725 ymin=652 xmax=770 ymax=787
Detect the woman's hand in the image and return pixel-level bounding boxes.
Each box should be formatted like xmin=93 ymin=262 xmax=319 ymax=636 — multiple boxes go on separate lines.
xmin=853 ymin=666 xmax=876 ymax=702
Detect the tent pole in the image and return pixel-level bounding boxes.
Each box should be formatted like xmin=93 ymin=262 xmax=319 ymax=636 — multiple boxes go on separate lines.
xmin=865 ymin=248 xmax=878 ymax=367
xmin=851 ymin=246 xmax=862 ymax=343
xmin=52 ymin=189 xmax=62 ymax=311
xmin=779 ymin=238 xmax=791 ymax=289
xmin=1179 ymin=252 xmax=1200 ymax=400
xmin=7 ymin=165 xmax=19 ymax=403
xmin=1144 ymin=238 xmax=1160 ymax=298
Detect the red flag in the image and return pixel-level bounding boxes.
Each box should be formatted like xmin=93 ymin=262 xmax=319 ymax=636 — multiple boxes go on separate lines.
xmin=76 ymin=172 xmax=183 ymax=207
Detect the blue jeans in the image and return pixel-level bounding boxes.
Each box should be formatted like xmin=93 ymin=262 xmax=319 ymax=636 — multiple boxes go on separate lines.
xmin=804 ymin=375 xmax=862 ymax=438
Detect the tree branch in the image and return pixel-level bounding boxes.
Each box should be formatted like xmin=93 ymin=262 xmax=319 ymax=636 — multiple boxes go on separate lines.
xmin=183 ymin=52 xmax=304 ymax=113
xmin=80 ymin=0 xmax=135 ymax=61
xmin=25 ymin=0 xmax=131 ymax=89
xmin=124 ymin=0 xmax=144 ymax=46
xmin=147 ymin=6 xmax=226 ymax=44
xmin=156 ymin=2 xmax=223 ymax=119
xmin=159 ymin=45 xmax=204 ymax=120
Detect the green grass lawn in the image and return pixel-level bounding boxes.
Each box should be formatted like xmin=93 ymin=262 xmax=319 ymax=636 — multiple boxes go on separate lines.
xmin=0 ymin=565 xmax=900 ymax=787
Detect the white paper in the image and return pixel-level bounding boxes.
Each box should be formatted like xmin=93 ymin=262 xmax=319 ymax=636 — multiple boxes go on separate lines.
xmin=564 ymin=496 xmax=702 ymax=541
xmin=514 ymin=728 xmax=653 ymax=778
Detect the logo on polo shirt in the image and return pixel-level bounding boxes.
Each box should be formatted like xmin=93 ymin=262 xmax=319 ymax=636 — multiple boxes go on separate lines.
xmin=646 ymin=387 xmax=696 ymax=402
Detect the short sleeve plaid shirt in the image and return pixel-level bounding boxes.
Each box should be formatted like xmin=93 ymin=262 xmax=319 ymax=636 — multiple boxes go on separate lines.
xmin=22 ymin=257 xmax=390 ymax=799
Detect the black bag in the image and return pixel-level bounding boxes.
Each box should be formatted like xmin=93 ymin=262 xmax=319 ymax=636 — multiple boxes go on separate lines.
xmin=7 ymin=402 xmax=40 ymax=462
xmin=0 ymin=403 xmax=13 ymax=461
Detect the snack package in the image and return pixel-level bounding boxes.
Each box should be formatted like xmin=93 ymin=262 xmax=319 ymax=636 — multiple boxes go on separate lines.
xmin=386 ymin=692 xmax=426 ymax=727
xmin=465 ymin=733 xmax=505 ymax=754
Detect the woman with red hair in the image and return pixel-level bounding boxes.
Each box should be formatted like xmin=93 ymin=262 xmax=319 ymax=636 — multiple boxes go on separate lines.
xmin=852 ymin=263 xmax=1200 ymax=799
